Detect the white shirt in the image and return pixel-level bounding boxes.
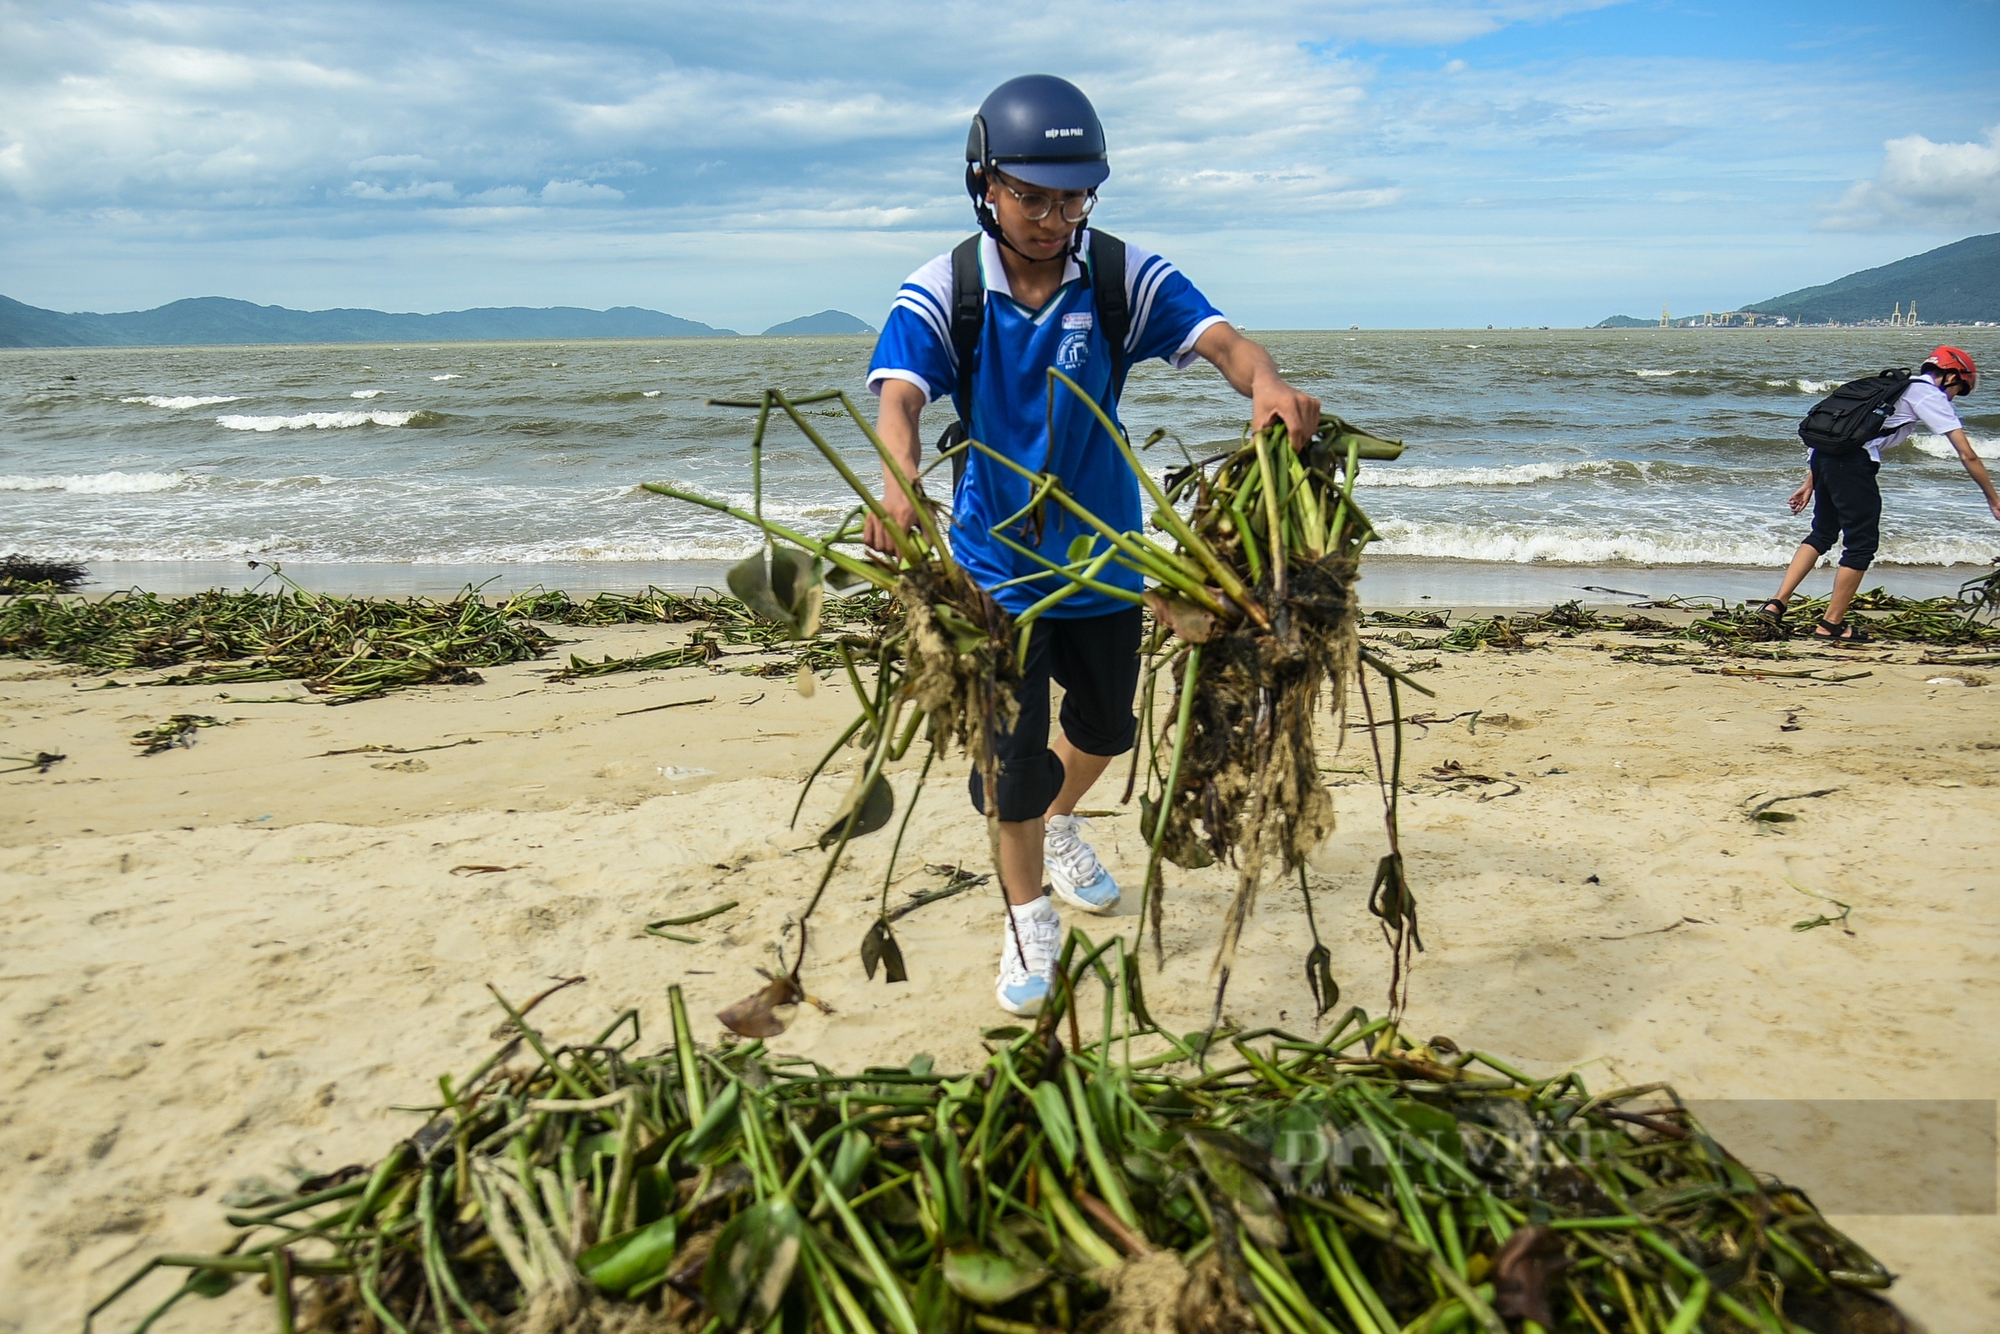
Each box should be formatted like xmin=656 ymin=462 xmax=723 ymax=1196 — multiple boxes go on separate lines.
xmin=1862 ymin=373 xmax=1965 ymax=463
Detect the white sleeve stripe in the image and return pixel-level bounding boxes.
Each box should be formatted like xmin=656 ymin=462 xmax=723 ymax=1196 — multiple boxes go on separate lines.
xmin=1128 ymin=260 xmax=1179 ymax=353
xmin=865 ymin=367 xmax=942 ymax=404
xmin=1173 ymin=315 xmax=1228 ymax=368
xmin=1128 ymin=257 xmax=1175 ymax=348
xmin=899 ymin=282 xmax=948 ymax=329
xmin=893 ymin=293 xmax=954 ymax=366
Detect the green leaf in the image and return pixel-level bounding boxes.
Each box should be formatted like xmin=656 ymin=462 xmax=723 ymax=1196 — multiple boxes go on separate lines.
xmin=768 ymin=545 xmax=824 ymax=637
xmin=1030 ymin=1082 xmax=1078 ymax=1174
xmin=1392 ymin=1101 xmax=1464 ymax=1162
xmin=1185 ymin=1130 xmax=1289 ymax=1251
xmin=726 ymin=547 xmax=823 ymax=639
xmin=186 ymin=1268 xmax=237 ymax=1298
xmin=683 ymin=1078 xmax=742 ymax=1158
xmin=830 ymin=1130 xmax=874 ymax=1197
xmin=942 ymin=1243 xmax=1051 ymax=1305
xmin=861 ymin=918 xmax=908 ymax=983
xmin=913 ymin=1261 xmax=967 ymax=1334
xmin=1066 ymin=534 xmax=1096 ymax=563
xmin=581 ymin=1214 xmax=678 ymax=1295
xmin=819 ymin=771 xmax=894 ymax=848
xmin=702 ymin=1197 xmax=802 ymax=1329
xmin=727 ymin=552 xmax=795 ymax=629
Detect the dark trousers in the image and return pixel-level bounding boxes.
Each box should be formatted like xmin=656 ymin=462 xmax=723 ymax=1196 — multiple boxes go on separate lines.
xmin=969 ymin=607 xmax=1143 ymax=823
xmin=1804 ymin=451 xmax=1882 ymax=571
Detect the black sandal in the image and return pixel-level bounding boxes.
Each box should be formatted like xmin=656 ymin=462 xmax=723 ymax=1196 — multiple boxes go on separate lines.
xmin=1755 ymin=598 xmax=1788 ymax=622
xmin=1813 ymin=617 xmax=1871 ymax=643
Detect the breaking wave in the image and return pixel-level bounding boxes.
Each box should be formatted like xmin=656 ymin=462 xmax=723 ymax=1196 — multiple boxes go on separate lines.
xmin=1372 ymin=519 xmax=1999 ymax=567
xmin=215 ymin=410 xmax=427 ymax=431
xmin=0 ymin=470 xmax=190 ymax=494
xmin=122 ymin=394 xmax=240 ymax=409
xmin=1359 ymin=460 xmax=1646 ymax=489
xmin=1900 ymin=433 xmax=1998 ymax=460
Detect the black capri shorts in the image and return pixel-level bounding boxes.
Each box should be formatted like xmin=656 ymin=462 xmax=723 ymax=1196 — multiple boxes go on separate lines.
xmin=969 ymin=606 xmax=1143 ymax=822
xmin=1803 ymin=450 xmax=1882 ymax=572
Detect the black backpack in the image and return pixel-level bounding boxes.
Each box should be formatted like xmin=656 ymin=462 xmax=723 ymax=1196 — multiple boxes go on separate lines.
xmin=934 ymin=229 xmax=1131 ymax=486
xmin=1799 ymin=369 xmax=1911 ymax=454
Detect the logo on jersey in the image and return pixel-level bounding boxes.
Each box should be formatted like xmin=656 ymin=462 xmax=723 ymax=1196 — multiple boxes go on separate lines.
xmin=1062 ymin=312 xmax=1094 ymax=330
xmin=1056 ymin=328 xmax=1091 ymax=372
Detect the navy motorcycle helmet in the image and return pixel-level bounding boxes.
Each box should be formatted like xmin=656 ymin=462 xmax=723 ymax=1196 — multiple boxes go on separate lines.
xmin=965 ymin=75 xmax=1108 ymax=242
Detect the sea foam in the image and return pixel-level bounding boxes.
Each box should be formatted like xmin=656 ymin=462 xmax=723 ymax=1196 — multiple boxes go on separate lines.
xmin=1904 ymin=433 xmax=1997 ymax=460
xmin=1358 ymin=460 xmax=1635 ymax=489
xmin=122 ymin=394 xmax=240 ymax=409
xmin=1372 ymin=520 xmax=1998 ymax=567
xmin=0 ymin=470 xmax=189 ymax=494
xmin=216 ymin=410 xmax=417 ymax=432
xmin=351 ymin=390 xmax=384 ymax=399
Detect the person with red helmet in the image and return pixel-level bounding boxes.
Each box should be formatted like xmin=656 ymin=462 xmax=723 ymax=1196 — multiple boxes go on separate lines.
xmin=1760 ymin=345 xmax=1997 ymax=642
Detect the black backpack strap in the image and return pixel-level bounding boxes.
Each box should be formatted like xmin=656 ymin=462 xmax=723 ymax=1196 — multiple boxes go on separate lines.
xmin=949 ymin=234 xmax=985 ymax=411
xmin=1088 ymin=229 xmax=1129 ymax=400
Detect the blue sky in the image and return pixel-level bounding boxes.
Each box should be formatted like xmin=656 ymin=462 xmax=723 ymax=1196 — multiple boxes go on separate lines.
xmin=2 ymin=0 xmax=1996 ymax=330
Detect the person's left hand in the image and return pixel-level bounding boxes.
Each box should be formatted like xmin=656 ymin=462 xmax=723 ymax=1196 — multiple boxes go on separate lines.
xmin=1250 ymin=372 xmax=1322 ymax=451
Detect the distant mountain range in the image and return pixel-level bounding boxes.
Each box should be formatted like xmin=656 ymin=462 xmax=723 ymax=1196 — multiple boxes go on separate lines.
xmin=761 ymin=310 xmax=875 ymax=337
xmin=1743 ymin=232 xmax=1998 ymax=324
xmin=1596 ymin=231 xmax=1999 ymax=328
xmin=0 ymin=295 xmax=742 ymax=347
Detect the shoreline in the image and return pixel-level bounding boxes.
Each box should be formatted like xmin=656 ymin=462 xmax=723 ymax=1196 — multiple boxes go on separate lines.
xmin=58 ymin=556 xmax=1996 ymax=606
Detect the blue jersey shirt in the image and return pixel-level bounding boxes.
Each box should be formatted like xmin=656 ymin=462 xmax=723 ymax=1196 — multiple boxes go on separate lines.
xmin=866 ymin=231 xmax=1226 ymax=618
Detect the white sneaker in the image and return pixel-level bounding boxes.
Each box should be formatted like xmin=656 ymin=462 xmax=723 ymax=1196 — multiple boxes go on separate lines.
xmin=995 ymin=897 xmax=1061 ymax=1016
xmin=1045 ymin=814 xmax=1121 ymax=914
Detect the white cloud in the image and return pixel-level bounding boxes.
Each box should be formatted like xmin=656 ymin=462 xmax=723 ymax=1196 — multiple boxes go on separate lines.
xmin=344 ymin=179 xmax=459 ymax=201
xmin=352 ymin=154 xmax=439 ymax=172
xmin=1823 ymin=127 xmax=2000 ymax=230
xmin=540 ymin=179 xmax=624 ymax=204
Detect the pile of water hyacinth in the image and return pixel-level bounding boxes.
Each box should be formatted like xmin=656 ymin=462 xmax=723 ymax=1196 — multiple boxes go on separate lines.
xmin=643 ymin=378 xmax=1424 ymax=1026
xmin=0 ymin=576 xmax=896 ymax=701
xmin=91 ymin=956 xmax=1909 ymax=1334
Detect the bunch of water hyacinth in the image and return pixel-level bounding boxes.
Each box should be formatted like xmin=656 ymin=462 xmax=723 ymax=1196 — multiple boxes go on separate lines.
xmin=1008 ymin=374 xmax=1420 ymax=1018
xmin=641 ymin=389 xmax=1037 ymax=1012
xmin=90 ymin=949 xmax=1910 ymax=1334
xmin=641 ymin=378 xmax=1424 ymax=1029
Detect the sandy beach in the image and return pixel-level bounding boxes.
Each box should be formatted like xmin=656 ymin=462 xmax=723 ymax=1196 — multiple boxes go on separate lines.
xmin=3 ymin=608 xmax=1997 ymax=1333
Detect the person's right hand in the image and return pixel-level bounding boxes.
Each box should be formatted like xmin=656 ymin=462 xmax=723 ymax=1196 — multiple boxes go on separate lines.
xmin=864 ymin=485 xmax=920 ymax=556
xmin=1788 ymin=481 xmax=1813 ymax=515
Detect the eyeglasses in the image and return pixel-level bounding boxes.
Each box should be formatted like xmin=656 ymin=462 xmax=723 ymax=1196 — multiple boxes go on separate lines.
xmin=994 ymin=176 xmax=1097 ymax=224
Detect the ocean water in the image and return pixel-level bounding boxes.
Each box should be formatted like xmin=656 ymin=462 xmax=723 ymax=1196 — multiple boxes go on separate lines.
xmin=3 ymin=329 xmax=1995 ymax=601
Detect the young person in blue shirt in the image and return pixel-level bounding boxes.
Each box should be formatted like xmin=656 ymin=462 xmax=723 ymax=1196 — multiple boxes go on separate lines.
xmin=863 ymin=75 xmax=1323 ymax=1015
